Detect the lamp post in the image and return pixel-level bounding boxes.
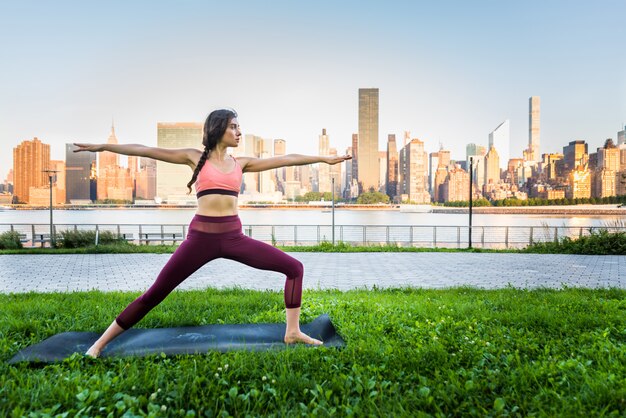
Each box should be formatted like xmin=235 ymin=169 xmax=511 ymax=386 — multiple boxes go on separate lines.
xmin=469 ymin=157 xmax=473 ymax=249
xmin=331 ymin=176 xmax=335 ymax=246
xmin=43 ymin=169 xmax=58 ymax=247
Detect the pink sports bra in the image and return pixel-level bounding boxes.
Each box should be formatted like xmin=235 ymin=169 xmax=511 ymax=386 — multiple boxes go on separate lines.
xmin=195 ymin=155 xmax=242 ymax=198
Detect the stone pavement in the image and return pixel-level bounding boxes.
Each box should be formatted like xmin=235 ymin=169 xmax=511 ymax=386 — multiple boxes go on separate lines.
xmin=0 ymin=253 xmax=624 ymax=294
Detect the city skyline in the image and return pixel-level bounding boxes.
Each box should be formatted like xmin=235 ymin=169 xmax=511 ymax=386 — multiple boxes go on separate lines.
xmin=1 ymin=0 xmax=625 ymax=180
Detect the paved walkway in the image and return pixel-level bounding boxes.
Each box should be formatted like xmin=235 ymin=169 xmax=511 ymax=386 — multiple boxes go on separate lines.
xmin=0 ymin=253 xmax=624 ymax=294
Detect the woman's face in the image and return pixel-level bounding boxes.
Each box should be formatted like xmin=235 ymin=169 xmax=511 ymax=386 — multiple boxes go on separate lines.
xmin=220 ymin=117 xmax=241 ymax=147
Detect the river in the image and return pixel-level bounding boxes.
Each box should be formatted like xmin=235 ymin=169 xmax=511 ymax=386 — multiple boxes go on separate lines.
xmin=0 ymin=207 xmax=623 ymax=228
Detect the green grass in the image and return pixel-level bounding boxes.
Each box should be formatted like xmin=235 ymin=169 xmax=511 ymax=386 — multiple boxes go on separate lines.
xmin=0 ymin=242 xmax=512 ymax=255
xmin=279 ymin=241 xmax=512 ymax=253
xmin=2 ymin=288 xmax=626 ymax=416
xmin=2 ymin=228 xmax=624 ymax=255
xmin=0 ymin=244 xmax=179 ymax=254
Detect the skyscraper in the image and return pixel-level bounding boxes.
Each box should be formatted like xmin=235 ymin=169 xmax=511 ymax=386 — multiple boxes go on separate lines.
xmin=258 ymin=138 xmax=276 ymax=194
xmin=541 ymin=153 xmax=563 ymax=182
xmin=65 ymin=143 xmax=96 ymax=203
xmin=386 ymin=134 xmax=398 ymax=200
xmin=273 ymin=139 xmax=286 ymax=192
xmin=99 ymin=124 xmax=119 ymax=170
xmin=97 ymin=124 xmax=132 ymax=201
xmin=597 ymin=139 xmax=620 ymax=171
xmin=433 ymin=162 xmax=448 ymax=203
xmin=398 ymin=138 xmax=430 ymax=203
xmin=484 ymin=146 xmax=500 ymax=188
xmin=442 ymin=166 xmax=470 ymax=202
xmin=528 ymin=96 xmax=541 ymax=162
xmin=351 ymin=133 xmax=358 ymax=186
xmin=241 ymin=134 xmax=263 ymax=194
xmin=594 ymin=138 xmax=620 ymax=198
xmin=431 ymin=148 xmax=451 ymax=202
xmin=13 ymin=137 xmax=50 ymax=204
xmin=50 ymin=160 xmax=66 ymax=204
xmin=563 ymin=140 xmax=588 ymax=174
xmin=136 ymin=157 xmax=156 ymax=200
xmin=156 ymin=122 xmax=203 ymax=203
xmin=428 ymin=152 xmax=439 ymax=197
xmin=567 ymin=167 xmax=591 ymax=199
xmin=358 ymin=88 xmax=379 ymax=192
xmin=318 ymin=129 xmax=331 ymax=193
xmin=466 ymin=143 xmax=487 ymax=189
xmin=378 ymin=150 xmax=387 ymax=193
xmin=489 ymin=119 xmax=510 ymax=170
xmin=274 ymin=139 xmax=286 ymax=156
xmin=618 ymin=125 xmax=626 ymax=146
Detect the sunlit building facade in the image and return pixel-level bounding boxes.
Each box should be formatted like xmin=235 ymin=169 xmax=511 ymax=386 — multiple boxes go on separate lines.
xmin=156 ymin=122 xmax=202 ymax=204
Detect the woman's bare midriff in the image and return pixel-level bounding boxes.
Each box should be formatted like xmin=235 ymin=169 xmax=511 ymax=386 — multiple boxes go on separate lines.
xmin=195 ymin=194 xmax=239 ymax=217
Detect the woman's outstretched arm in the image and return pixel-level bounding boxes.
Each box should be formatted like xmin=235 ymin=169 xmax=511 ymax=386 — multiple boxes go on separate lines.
xmin=238 ymin=154 xmax=352 ymax=173
xmin=73 ymin=143 xmax=201 ymax=168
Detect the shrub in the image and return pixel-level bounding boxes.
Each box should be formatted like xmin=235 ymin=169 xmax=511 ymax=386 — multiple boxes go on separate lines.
xmin=525 ymin=229 xmax=626 ymax=255
xmin=58 ymin=230 xmax=126 ymax=248
xmin=0 ymin=231 xmax=23 ymax=249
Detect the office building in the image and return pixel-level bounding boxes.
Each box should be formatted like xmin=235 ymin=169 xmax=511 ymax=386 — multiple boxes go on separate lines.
xmin=386 ymin=134 xmax=399 ymax=200
xmin=398 ymin=138 xmax=430 ymax=203
xmin=156 ymin=122 xmax=203 ymax=203
xmin=358 ymin=88 xmax=379 ymax=192
xmin=13 ymin=137 xmax=50 ymax=204
xmin=527 ymin=96 xmax=540 ymax=162
xmin=489 ymin=120 xmax=510 ymax=170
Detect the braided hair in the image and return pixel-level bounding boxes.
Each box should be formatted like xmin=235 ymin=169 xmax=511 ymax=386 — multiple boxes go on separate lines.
xmin=186 ymin=108 xmax=238 ymax=193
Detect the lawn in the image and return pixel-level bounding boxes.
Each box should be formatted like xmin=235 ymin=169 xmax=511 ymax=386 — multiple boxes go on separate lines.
xmin=1 ymin=288 xmax=625 ymax=416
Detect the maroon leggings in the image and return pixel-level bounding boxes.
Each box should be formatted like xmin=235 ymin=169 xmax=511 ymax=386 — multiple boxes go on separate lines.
xmin=115 ymin=214 xmax=303 ymax=330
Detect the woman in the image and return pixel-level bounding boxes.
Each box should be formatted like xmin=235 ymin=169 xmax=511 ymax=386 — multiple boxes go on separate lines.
xmin=74 ymin=109 xmax=351 ymax=357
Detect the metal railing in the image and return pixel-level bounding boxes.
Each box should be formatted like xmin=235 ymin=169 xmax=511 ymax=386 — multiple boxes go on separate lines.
xmin=2 ymin=223 xmax=624 ymax=249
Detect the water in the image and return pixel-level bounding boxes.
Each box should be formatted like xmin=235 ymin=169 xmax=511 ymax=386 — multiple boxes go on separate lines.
xmin=0 ymin=207 xmax=622 ymax=228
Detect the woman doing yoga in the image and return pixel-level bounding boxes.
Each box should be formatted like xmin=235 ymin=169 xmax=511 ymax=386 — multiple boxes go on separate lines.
xmin=74 ymin=109 xmax=351 ymax=357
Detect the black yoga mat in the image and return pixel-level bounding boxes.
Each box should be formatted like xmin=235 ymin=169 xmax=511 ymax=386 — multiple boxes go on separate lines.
xmin=8 ymin=314 xmax=344 ymax=364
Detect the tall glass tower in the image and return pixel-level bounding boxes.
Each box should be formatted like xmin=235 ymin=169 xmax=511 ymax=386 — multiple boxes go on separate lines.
xmin=358 ymin=88 xmax=379 ymax=192
xmin=528 ymin=96 xmax=541 ymax=162
xmin=65 ymin=143 xmax=96 ymax=203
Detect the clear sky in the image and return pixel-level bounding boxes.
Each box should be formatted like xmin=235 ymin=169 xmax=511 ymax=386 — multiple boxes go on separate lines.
xmin=1 ymin=0 xmax=625 ymax=180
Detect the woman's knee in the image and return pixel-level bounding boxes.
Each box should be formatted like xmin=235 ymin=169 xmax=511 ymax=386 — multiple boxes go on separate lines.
xmin=287 ymin=258 xmax=304 ymax=279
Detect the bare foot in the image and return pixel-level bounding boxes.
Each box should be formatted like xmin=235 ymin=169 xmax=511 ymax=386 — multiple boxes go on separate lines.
xmin=85 ymin=345 xmax=101 ymax=358
xmin=284 ymin=331 xmax=323 ymax=345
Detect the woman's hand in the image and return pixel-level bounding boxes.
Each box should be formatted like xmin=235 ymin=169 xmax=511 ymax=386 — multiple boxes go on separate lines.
xmin=73 ymin=143 xmax=105 ymax=153
xmin=324 ymin=155 xmax=352 ymax=165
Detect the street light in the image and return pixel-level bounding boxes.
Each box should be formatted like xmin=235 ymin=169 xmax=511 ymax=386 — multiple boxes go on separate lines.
xmin=43 ymin=169 xmax=59 ymax=247
xmin=469 ymin=157 xmax=473 ymax=249
xmin=331 ymin=176 xmax=335 ymax=246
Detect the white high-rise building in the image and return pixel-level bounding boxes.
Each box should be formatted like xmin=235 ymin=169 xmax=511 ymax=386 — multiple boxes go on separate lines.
xmin=528 ymin=96 xmax=541 ymax=162
xmin=489 ymin=120 xmax=510 ymax=171
xmin=466 ymin=144 xmax=486 ymax=190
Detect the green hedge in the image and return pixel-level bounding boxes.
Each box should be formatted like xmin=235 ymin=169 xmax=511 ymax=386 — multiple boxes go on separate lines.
xmin=0 ymin=231 xmax=23 ymax=250
xmin=524 ymin=229 xmax=626 ymax=255
xmin=58 ymin=230 xmax=127 ymax=248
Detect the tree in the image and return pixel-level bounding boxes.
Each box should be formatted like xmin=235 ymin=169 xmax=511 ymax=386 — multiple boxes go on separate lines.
xmin=356 ymin=191 xmax=390 ymax=204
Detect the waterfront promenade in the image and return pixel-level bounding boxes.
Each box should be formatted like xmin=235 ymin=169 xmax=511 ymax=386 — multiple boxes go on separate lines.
xmin=0 ymin=252 xmax=623 ymax=293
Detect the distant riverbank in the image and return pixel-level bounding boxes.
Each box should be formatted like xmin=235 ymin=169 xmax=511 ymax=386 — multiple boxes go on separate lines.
xmin=432 ymin=205 xmax=625 ymax=216
xmin=5 ymin=203 xmax=398 ymax=211
xmin=3 ymin=203 xmax=625 ymax=215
